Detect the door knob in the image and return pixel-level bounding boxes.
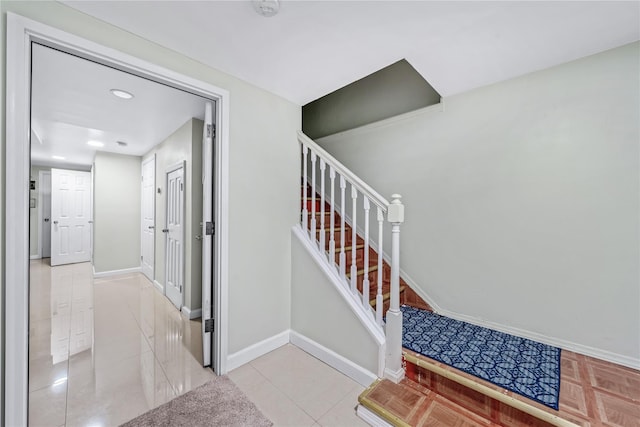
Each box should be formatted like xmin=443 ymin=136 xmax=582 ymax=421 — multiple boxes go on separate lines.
xmin=44 ymin=218 xmax=49 ymax=222
xmin=162 ymin=229 xmax=169 ymax=233
xmin=195 ymin=235 xmax=202 ymax=240
xmin=53 ymin=220 xmax=58 ymax=225
xmin=148 ymin=226 xmax=155 ymax=229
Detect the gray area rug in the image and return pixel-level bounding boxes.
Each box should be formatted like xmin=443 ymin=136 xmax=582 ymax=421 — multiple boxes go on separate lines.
xmin=121 ymin=376 xmax=272 ymax=427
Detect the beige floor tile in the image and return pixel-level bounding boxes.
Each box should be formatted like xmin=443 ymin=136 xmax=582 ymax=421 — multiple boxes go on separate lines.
xmin=29 ymin=355 xmax=68 ymax=392
xmin=66 ymin=353 xmax=174 ymax=427
xmin=317 ymin=386 xmax=369 ymax=427
xmin=28 ymin=383 xmax=67 ymax=427
xmin=241 ymin=377 xmax=316 ymax=427
xmin=228 ymin=362 xmax=268 ymax=392
xmin=160 ymin=349 xmax=215 ymax=396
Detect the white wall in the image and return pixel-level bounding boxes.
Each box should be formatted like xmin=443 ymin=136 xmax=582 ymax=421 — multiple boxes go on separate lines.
xmin=0 ymin=1 xmax=300 ymax=364
xmin=93 ymin=152 xmax=142 ymax=273
xmin=291 ymin=229 xmax=380 ymax=378
xmin=144 ymin=118 xmax=203 ymax=312
xmin=318 ymin=42 xmax=640 ymax=367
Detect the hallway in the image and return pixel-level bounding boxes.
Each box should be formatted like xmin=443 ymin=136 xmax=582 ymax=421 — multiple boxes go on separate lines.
xmin=28 ymin=260 xmax=213 ymax=426
xmin=28 ymin=260 xmax=368 ymax=426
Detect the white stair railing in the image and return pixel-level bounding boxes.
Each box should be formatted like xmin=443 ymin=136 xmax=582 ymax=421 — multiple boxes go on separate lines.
xmin=298 ymin=131 xmax=405 ymax=383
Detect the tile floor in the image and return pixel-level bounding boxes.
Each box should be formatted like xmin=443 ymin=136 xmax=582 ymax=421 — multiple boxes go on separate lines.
xmin=28 ymin=259 xmax=366 ymax=427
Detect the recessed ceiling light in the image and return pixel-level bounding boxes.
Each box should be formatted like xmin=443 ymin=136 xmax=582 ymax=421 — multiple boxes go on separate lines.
xmin=87 ymin=140 xmax=104 ymax=147
xmin=110 ymin=89 xmax=134 ymax=100
xmin=52 ymin=155 xmax=65 ymax=160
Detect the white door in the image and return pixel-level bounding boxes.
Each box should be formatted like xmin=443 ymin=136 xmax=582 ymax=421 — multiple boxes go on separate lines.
xmin=141 ymin=155 xmax=156 ymax=281
xmin=201 ymin=101 xmax=215 ymax=367
xmin=39 ymin=170 xmax=52 ymax=258
xmin=165 ymin=163 xmax=185 ymax=310
xmin=51 ymin=169 xmax=92 ymax=266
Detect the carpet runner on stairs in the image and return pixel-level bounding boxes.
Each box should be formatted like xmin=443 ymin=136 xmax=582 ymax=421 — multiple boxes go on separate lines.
xmin=402 ymin=305 xmax=561 ymax=410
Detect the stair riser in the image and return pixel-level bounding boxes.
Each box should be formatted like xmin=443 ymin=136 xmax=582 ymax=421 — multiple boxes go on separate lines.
xmin=404 ymin=360 xmax=556 ymax=427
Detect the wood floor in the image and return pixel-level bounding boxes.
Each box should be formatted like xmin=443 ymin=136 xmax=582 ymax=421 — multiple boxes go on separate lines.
xmin=360 ymin=349 xmax=640 ymax=427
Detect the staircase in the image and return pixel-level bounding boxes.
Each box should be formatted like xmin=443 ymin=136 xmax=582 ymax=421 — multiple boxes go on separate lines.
xmin=298 ymin=131 xmax=637 ymax=427
xmin=302 ymin=188 xmax=432 ymax=315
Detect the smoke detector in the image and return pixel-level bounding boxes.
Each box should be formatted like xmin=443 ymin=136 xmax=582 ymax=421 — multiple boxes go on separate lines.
xmin=252 ymin=0 xmax=279 ymax=17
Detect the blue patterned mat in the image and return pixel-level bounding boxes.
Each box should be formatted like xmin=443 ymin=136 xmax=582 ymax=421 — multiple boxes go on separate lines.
xmin=402 ymin=305 xmax=561 ymax=409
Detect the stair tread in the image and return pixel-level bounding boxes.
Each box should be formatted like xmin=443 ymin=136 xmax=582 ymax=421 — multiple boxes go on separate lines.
xmin=369 ymin=285 xmax=407 ymax=305
xmin=345 ymin=264 xmax=379 ymax=278
xmin=359 ymin=379 xmax=504 ymax=427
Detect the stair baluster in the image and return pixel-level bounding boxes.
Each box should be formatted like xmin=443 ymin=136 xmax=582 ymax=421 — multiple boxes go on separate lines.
xmin=362 ymin=197 xmax=370 ymax=308
xmin=301 ymin=145 xmax=308 ymax=232
xmin=329 ymin=166 xmax=336 ymax=264
xmin=350 ymin=185 xmax=358 ymax=294
xmin=376 ymin=207 xmax=384 ymax=326
xmin=339 ymin=176 xmax=346 ymax=277
xmin=319 ymin=159 xmax=326 ymax=252
xmin=310 ymin=151 xmax=317 ymax=240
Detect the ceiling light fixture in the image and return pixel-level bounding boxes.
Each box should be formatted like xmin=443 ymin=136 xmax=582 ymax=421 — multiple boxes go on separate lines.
xmin=87 ymin=140 xmax=104 ymax=147
xmin=252 ymin=0 xmax=279 ymax=17
xmin=110 ymin=88 xmax=134 ymax=99
xmin=116 ymin=141 xmax=128 ymax=147
xmin=52 ymin=155 xmax=65 ymax=160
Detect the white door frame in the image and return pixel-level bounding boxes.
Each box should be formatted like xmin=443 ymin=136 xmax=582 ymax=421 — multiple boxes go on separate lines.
xmin=37 ymin=169 xmax=52 ymax=259
xmin=5 ymin=13 xmax=230 ymax=426
xmin=141 ymin=154 xmax=156 ymax=281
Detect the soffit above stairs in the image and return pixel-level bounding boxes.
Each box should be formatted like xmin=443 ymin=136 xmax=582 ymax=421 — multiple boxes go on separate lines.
xmin=63 ymin=1 xmax=639 ymax=105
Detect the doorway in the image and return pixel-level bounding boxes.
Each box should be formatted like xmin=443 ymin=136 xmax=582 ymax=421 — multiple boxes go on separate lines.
xmin=37 ymin=170 xmax=52 ymax=259
xmin=6 ymin=13 xmax=230 ymax=426
xmin=165 ymin=162 xmax=185 ymax=310
xmin=50 ymin=168 xmax=92 ymax=266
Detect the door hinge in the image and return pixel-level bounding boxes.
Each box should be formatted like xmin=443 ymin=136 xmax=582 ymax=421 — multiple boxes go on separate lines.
xmin=141 ymin=255 xmax=143 ymax=261
xmin=205 ymin=221 xmax=214 ymax=235
xmin=180 ymin=182 xmax=183 ymax=191
xmin=206 ymin=124 xmax=215 ymax=139
xmin=205 ymin=318 xmax=214 ymax=333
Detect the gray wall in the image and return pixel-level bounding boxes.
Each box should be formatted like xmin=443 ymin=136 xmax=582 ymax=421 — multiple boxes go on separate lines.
xmin=291 ymin=230 xmax=380 ymax=377
xmin=93 ymin=152 xmax=142 ymax=273
xmin=318 ymin=42 xmax=640 ymax=366
xmin=303 ymin=59 xmax=441 ymax=139
xmin=144 ymin=118 xmax=203 ymax=312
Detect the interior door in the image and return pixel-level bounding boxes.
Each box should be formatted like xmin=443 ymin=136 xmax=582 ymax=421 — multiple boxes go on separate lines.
xmin=39 ymin=170 xmax=52 ymax=258
xmin=165 ymin=163 xmax=185 ymax=310
xmin=50 ymin=168 xmax=92 ymax=266
xmin=141 ymin=155 xmax=156 ymax=281
xmin=201 ymin=101 xmax=215 ymax=367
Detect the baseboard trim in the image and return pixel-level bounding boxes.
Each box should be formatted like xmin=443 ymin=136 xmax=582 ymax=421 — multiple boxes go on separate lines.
xmin=438 ymin=308 xmax=640 ymax=370
xmin=181 ymin=306 xmax=202 ymax=320
xmin=226 ymin=330 xmax=290 ymax=372
xmin=93 ymin=266 xmax=141 ymax=278
xmin=290 ymin=330 xmax=378 ymax=387
xmin=356 ymin=404 xmax=394 ymax=427
xmin=153 ymin=280 xmax=164 ymax=293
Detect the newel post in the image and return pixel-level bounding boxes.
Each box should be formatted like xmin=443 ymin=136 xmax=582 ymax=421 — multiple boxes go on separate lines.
xmin=384 ymin=194 xmax=405 ymax=383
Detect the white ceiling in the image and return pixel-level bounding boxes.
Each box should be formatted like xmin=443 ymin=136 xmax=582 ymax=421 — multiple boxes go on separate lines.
xmin=63 ymin=0 xmax=640 ymax=105
xmin=31 ymin=43 xmax=208 ymax=167
xmin=31 ymin=1 xmax=640 ymax=168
